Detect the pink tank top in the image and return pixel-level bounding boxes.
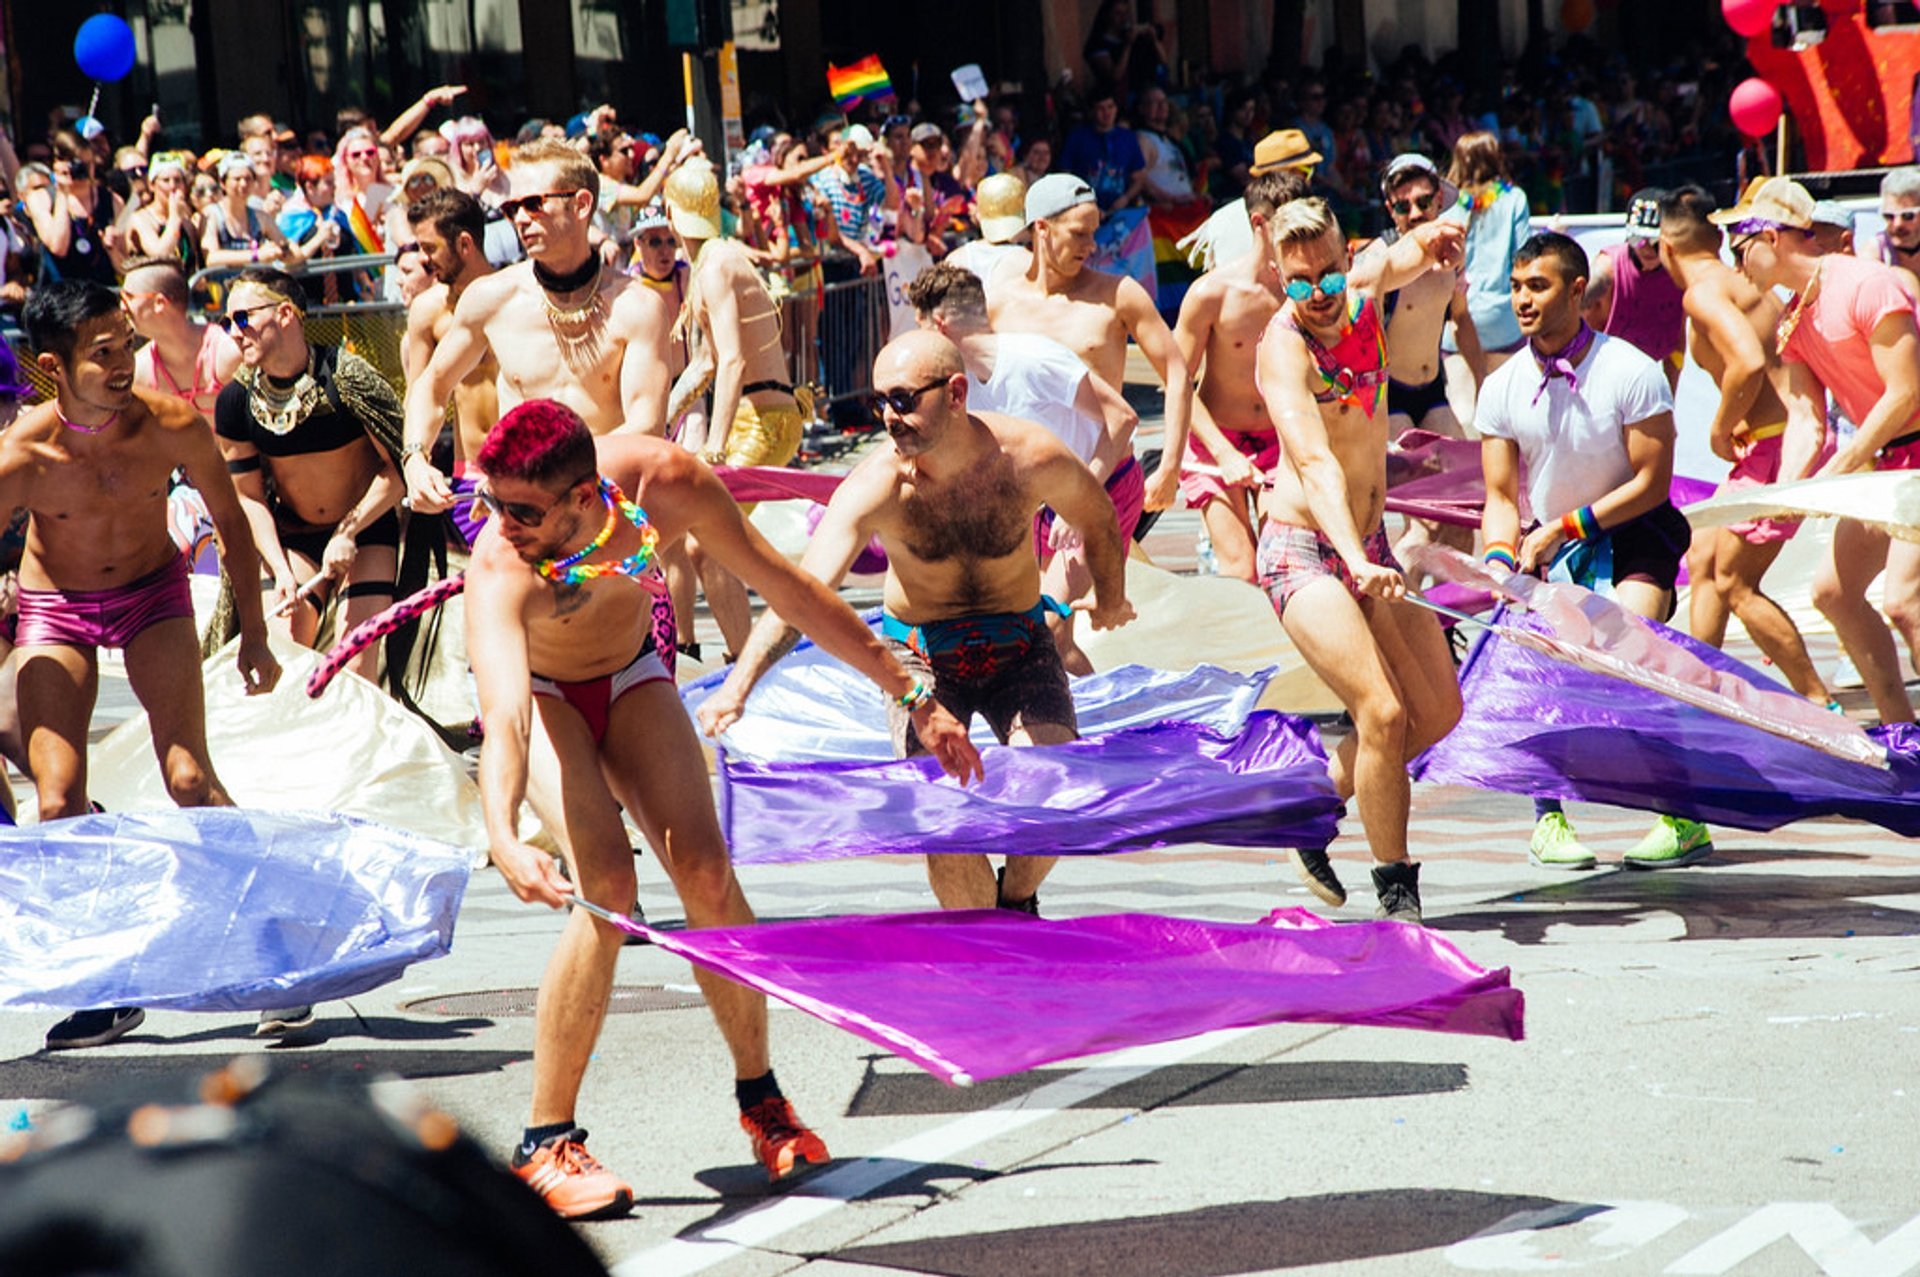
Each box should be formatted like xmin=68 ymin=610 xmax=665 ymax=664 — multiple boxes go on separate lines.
xmin=136 ymin=324 xmax=227 ymax=411
xmin=1599 ymin=241 xmax=1685 ymax=364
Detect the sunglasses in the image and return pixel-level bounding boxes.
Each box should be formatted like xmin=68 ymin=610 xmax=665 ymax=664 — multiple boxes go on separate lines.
xmin=1884 ymin=208 xmax=1920 ymax=223
xmin=498 ymin=190 xmax=576 ymax=219
xmin=216 ymin=303 xmax=281 ymax=334
xmin=346 ymin=148 xmax=379 ymax=161
xmin=867 ymin=377 xmax=950 ymax=418
xmin=639 ymin=233 xmax=675 ymax=248
xmin=1389 ymin=193 xmax=1436 ymax=217
xmin=121 ymin=165 xmax=148 ymax=179
xmin=471 ymin=478 xmax=585 ymax=526
xmin=1283 ymin=271 xmax=1346 ymax=302
xmin=1730 ymin=231 xmax=1761 ymax=258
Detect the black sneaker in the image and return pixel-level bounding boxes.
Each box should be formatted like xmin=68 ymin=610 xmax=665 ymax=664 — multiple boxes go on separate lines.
xmin=45 ymin=1007 xmax=144 ymax=1050
xmin=1289 ymin=847 xmax=1347 ymax=908
xmin=255 ymin=1005 xmax=316 ymax=1038
xmin=1371 ymin=861 xmax=1423 ymax=925
xmin=995 ymin=867 xmax=1040 ymax=917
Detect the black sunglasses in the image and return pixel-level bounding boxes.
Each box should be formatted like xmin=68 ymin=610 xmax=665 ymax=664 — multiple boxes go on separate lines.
xmin=867 ymin=377 xmax=950 ymax=419
xmin=498 ymin=189 xmax=576 ymax=219
xmin=216 ymin=303 xmax=281 ymax=334
xmin=639 ymin=233 xmax=675 ymax=248
xmin=1389 ymin=192 xmax=1437 ymax=217
xmin=471 ymin=485 xmax=558 ymax=526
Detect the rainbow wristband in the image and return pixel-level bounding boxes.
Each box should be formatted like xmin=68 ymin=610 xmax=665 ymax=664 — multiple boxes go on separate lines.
xmin=1560 ymin=505 xmax=1600 ymax=542
xmin=1482 ymin=541 xmax=1518 ymax=571
xmin=895 ymin=679 xmax=933 ymax=714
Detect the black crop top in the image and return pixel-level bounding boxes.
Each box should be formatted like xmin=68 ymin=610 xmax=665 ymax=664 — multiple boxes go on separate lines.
xmin=214 ymin=347 xmax=373 ymax=457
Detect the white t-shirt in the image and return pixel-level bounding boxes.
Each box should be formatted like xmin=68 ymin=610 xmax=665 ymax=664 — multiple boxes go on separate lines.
xmin=1475 ymin=330 xmax=1673 ymax=520
xmin=967 ymin=332 xmax=1103 ymax=462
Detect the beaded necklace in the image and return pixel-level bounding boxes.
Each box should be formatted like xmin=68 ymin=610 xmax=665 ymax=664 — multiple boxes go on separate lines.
xmin=535 ymin=477 xmax=661 ymax=587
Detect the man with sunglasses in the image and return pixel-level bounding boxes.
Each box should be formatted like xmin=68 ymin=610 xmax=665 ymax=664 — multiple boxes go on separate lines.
xmin=1253 ymin=198 xmax=1462 ymax=924
xmin=988 ymin=174 xmax=1194 ymax=513
xmin=1657 ymin=186 xmax=1832 ymax=708
xmin=11 ymin=279 xmax=278 ymax=1051
xmin=703 ymin=330 xmax=1131 ymax=915
xmin=1479 ymin=232 xmax=1707 ymax=871
xmin=1720 ymin=176 xmax=1920 ymax=727
xmin=1351 ymin=153 xmax=1484 ymax=440
xmin=214 ymin=268 xmax=404 ymax=696
xmin=463 ymin=399 xmax=980 ymax=1216
xmin=401 ymin=139 xmax=688 ymax=518
xmin=1874 ymin=167 xmax=1920 ymax=296
xmin=402 ymin=188 xmax=499 ymax=548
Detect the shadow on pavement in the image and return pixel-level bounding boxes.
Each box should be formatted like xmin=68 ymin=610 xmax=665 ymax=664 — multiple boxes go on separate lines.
xmin=826 ymin=1189 xmax=1586 ymax=1276
xmin=689 ymin=1155 xmax=1161 ymax=1204
xmin=1 ymin=1043 xmax=528 ymax=1101
xmin=1437 ymin=871 xmax=1920 ymax=943
xmin=844 ymin=1060 xmax=1469 ymax=1118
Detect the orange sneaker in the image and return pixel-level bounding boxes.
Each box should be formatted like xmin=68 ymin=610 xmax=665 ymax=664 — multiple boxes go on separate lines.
xmin=512 ymin=1130 xmax=634 ymax=1219
xmin=739 ymin=1097 xmax=830 ymax=1183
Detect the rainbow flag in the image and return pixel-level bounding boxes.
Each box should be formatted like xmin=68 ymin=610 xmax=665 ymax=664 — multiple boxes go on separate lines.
xmin=827 ymin=55 xmax=891 ymax=110
xmin=346 ymin=194 xmax=384 ymax=254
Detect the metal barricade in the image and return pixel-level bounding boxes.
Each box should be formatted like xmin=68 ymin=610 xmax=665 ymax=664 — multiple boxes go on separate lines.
xmin=815 ymin=271 xmax=890 ymax=413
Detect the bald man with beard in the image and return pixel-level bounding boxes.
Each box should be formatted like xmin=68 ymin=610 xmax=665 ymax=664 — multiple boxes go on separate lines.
xmin=702 ymin=330 xmax=1135 ymax=914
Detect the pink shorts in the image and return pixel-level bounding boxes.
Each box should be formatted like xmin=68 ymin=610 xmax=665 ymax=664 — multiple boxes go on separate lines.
xmin=1034 ymin=456 xmax=1146 ymax=563
xmin=1178 ymin=428 xmax=1280 ymax=510
xmin=14 ymin=555 xmax=194 ymax=650
xmin=1719 ymin=434 xmax=1801 ymax=545
xmin=1256 ymin=521 xmax=1402 ymax=617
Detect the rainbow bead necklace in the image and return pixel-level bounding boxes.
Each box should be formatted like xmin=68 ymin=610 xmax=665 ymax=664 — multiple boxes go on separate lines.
xmin=535 ymin=477 xmax=661 ymax=588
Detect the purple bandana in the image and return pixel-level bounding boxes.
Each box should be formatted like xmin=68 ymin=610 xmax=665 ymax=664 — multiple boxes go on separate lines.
xmin=1530 ymin=322 xmax=1596 ymax=405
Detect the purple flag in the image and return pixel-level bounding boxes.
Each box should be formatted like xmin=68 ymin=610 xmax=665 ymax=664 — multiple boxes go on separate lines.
xmin=590 ymin=904 xmax=1524 ymax=1083
xmin=720 ymin=713 xmax=1340 ymax=863
xmin=1416 ymin=611 xmax=1920 ymax=834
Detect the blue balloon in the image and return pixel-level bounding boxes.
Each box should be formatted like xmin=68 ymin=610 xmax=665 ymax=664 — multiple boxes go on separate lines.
xmin=74 ymin=14 xmax=137 ymax=83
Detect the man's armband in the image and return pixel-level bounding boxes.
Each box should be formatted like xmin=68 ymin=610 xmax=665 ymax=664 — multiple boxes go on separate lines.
xmin=226 ymin=455 xmax=262 ymax=474
xmin=1482 ymin=540 xmax=1518 ymax=571
xmin=1560 ymin=505 xmax=1600 ymax=542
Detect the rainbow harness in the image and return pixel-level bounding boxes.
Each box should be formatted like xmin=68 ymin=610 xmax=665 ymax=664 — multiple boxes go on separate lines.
xmin=1284 ymin=294 xmax=1389 ymax=415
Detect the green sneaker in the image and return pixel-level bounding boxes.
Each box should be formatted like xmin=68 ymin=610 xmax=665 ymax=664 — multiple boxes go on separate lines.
xmin=1528 ymin=812 xmax=1597 ymax=870
xmin=1623 ymin=815 xmax=1713 ymax=870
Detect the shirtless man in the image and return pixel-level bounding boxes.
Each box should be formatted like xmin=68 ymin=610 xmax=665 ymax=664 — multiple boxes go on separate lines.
xmin=215 ymin=268 xmax=405 ymax=682
xmin=908 ymin=261 xmax=1138 ymax=673
xmin=122 ymin=258 xmax=241 ymax=418
xmin=988 ymin=173 xmax=1194 ymax=512
xmin=463 ymin=399 xmax=978 ymax=1217
xmin=13 ymin=280 xmax=278 ymax=1050
xmin=401 ymin=139 xmax=665 ymax=515
xmin=1251 ymin=199 xmax=1464 ymax=923
xmin=401 ymin=187 xmax=498 ymax=547
xmin=1173 ymin=169 xmax=1307 ymax=582
xmin=1354 ymin=154 xmax=1485 ymax=438
xmin=663 ymin=160 xmax=809 ymax=658
xmin=703 ymin=331 xmax=1133 ymax=913
xmin=1658 ymin=185 xmax=1831 ymax=704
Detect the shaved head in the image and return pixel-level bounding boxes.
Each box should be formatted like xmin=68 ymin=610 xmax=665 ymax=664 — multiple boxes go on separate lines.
xmin=875 ymin=329 xmax=965 ymax=387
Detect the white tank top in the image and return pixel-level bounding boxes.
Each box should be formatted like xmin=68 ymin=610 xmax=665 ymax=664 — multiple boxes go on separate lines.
xmin=1138 ymin=129 xmax=1193 ymax=201
xmin=968 ymin=333 xmax=1104 ymax=463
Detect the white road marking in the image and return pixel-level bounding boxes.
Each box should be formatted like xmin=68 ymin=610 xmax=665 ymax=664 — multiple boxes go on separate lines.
xmin=610 ymin=1026 xmax=1264 ymax=1277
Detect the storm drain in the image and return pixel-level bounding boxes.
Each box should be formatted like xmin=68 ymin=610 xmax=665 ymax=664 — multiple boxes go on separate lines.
xmin=403 ymin=986 xmax=706 ymax=1018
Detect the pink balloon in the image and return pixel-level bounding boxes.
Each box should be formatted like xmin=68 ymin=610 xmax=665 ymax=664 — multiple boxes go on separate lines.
xmin=1722 ymin=0 xmax=1778 ymax=38
xmin=1729 ymin=77 xmax=1784 ymax=138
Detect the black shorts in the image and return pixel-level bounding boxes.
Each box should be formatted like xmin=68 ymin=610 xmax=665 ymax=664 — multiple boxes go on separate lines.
xmin=882 ymin=611 xmax=1078 ymax=757
xmin=1553 ymin=501 xmax=1691 ymax=595
xmin=276 ymin=507 xmax=402 ymax=566
xmin=1387 ymin=372 xmax=1450 ymax=423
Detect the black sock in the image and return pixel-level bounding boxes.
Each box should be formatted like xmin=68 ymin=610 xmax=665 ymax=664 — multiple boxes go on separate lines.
xmin=515 ymin=1120 xmax=577 ymax=1164
xmin=735 ymin=1070 xmax=781 ymax=1111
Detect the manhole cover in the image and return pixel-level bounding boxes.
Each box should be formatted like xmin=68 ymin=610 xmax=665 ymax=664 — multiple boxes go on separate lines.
xmin=403 ymin=986 xmax=706 ymax=1018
